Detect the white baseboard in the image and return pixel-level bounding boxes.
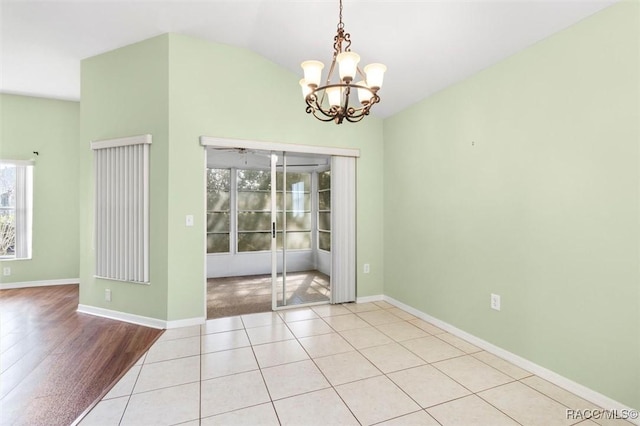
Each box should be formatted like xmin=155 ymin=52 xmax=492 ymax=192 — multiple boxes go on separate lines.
xmin=383 ymin=295 xmax=639 ymax=423
xmin=356 ymin=294 xmax=384 ymax=303
xmin=0 ymin=278 xmax=79 ymax=290
xmin=77 ymin=304 xmax=205 ymax=330
xmin=166 ymin=317 xmax=206 ymax=329
xmin=77 ymin=304 xmax=166 ymax=329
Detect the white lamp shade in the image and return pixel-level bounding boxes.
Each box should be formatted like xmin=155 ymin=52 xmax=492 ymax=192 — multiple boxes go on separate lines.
xmin=301 ymin=60 xmax=324 ymax=87
xmin=364 ymin=63 xmax=387 ymax=90
xmin=299 ymin=79 xmax=312 ymax=99
xmin=326 ymin=86 xmax=343 ymax=107
xmin=355 ymin=81 xmax=371 ymax=104
xmin=337 ymin=52 xmax=360 ymax=82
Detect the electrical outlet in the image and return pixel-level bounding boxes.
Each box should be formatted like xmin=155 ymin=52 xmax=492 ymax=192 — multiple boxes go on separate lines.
xmin=105 ymin=289 xmax=112 ymax=302
xmin=2 ymin=267 xmax=10 ymax=276
xmin=363 ymin=264 xmax=370 ymax=273
xmin=491 ymin=293 xmax=501 ymax=311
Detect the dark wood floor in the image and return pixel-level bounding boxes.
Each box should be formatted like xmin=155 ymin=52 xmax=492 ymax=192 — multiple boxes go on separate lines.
xmin=0 ymin=284 xmax=163 ymax=426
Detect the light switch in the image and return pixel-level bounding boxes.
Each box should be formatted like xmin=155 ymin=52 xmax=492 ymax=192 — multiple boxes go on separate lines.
xmin=186 ymin=215 xmax=194 ymax=227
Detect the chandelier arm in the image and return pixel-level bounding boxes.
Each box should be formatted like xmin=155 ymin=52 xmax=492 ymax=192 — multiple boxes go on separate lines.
xmin=346 ymin=102 xmax=371 ymax=120
xmin=345 ymin=112 xmax=367 ymax=123
xmin=313 ymin=110 xmax=341 ymax=122
xmin=306 ymin=93 xmax=345 ymax=122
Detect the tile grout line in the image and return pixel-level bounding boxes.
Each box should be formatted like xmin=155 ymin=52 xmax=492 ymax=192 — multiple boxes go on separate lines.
xmin=117 ymin=353 xmax=146 ymax=425
xmin=282 ymin=308 xmax=366 ymax=425
xmin=244 ymin=313 xmax=283 ymax=425
xmin=94 ymin=304 xmax=618 ymax=426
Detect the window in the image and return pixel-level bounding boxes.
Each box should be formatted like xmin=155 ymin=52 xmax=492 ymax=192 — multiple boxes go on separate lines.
xmin=92 ymin=135 xmax=151 ymax=283
xmin=0 ymin=161 xmax=33 ymax=259
xmin=318 ymin=170 xmax=331 ymax=252
xmin=206 ymin=168 xmax=312 ymax=253
xmin=237 ymin=169 xmax=272 ymax=252
xmin=206 ymin=168 xmax=231 ymax=253
xmin=276 ymin=171 xmax=311 ymax=251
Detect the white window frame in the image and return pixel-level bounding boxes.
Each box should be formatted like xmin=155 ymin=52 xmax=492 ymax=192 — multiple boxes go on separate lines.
xmin=317 ymin=168 xmax=331 ymax=253
xmin=206 ymin=167 xmax=232 ymax=254
xmin=0 ymin=160 xmax=34 ymax=260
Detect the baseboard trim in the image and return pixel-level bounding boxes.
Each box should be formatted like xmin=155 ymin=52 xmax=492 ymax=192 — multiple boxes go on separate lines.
xmin=383 ymin=295 xmax=639 ymax=423
xmin=356 ymin=294 xmax=384 ymax=303
xmin=77 ymin=304 xmax=206 ymax=330
xmin=166 ymin=317 xmax=206 ymax=329
xmin=77 ymin=304 xmax=166 ymax=329
xmin=0 ymin=278 xmax=79 ymax=290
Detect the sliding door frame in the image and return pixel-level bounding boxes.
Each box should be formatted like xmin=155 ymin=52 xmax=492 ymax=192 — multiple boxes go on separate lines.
xmin=200 ymin=136 xmax=360 ymax=315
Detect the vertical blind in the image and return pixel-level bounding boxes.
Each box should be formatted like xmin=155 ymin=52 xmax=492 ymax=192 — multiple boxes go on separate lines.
xmin=330 ymin=156 xmax=357 ymax=304
xmin=91 ymin=134 xmax=151 ymax=283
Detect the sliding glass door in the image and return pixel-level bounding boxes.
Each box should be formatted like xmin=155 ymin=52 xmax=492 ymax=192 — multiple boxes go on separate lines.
xmin=271 ymin=152 xmax=331 ymax=310
xmin=205 ymin=145 xmax=338 ymax=317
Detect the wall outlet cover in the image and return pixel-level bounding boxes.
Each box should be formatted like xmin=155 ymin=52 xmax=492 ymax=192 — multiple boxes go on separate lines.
xmin=491 ymin=293 xmax=501 ymax=311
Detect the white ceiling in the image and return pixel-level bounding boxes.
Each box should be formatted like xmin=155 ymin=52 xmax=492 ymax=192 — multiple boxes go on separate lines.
xmin=0 ymin=0 xmax=618 ymax=118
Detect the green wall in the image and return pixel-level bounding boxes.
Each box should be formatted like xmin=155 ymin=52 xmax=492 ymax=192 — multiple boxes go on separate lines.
xmin=383 ymin=1 xmax=639 ymax=410
xmin=79 ymin=34 xmax=384 ymax=321
xmin=0 ymin=94 xmax=79 ymax=284
xmin=80 ymin=35 xmax=170 ymax=319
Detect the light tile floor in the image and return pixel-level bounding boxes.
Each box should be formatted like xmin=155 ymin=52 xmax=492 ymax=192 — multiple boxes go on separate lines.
xmin=80 ymin=302 xmax=634 ymax=426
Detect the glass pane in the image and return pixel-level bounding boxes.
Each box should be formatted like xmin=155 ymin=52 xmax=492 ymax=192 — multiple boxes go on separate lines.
xmin=283 ymin=231 xmax=311 ymax=250
xmin=237 ymin=191 xmax=310 ymax=211
xmin=318 ymin=212 xmax=331 ymax=231
xmin=285 ymin=213 xmax=310 ymax=231
xmin=207 ymin=168 xmax=230 ymax=191
xmin=318 ymin=191 xmax=331 ymax=210
xmin=237 ymin=191 xmax=271 ymax=211
xmin=318 ymin=171 xmax=331 ymax=191
xmin=238 ymin=232 xmax=271 ymax=252
xmin=0 ymin=210 xmax=16 ymax=256
xmin=236 ymin=232 xmax=312 ymax=252
xmin=207 ymin=234 xmax=230 ymax=253
xmin=207 ymin=191 xmax=230 ymax=211
xmin=238 ymin=212 xmax=272 ymax=231
xmin=276 ymin=172 xmax=310 ymax=191
xmin=0 ymin=165 xmax=16 ymax=208
xmin=237 ymin=169 xmax=271 ymax=191
xmin=319 ymin=231 xmax=331 ymax=251
xmin=207 ymin=213 xmax=230 ymax=233
xmin=286 ymin=192 xmax=310 ymax=212
xmin=0 ymin=165 xmax=16 ymax=257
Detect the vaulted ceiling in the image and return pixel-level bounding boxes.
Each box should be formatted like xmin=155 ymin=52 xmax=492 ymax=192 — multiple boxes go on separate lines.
xmin=1 ymin=0 xmax=618 ymax=118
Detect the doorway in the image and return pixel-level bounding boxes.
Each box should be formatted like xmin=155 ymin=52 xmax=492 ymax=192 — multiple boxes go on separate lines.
xmin=205 ymin=147 xmax=332 ymax=318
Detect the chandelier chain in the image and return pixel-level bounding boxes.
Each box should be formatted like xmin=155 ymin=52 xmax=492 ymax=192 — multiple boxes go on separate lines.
xmin=333 ymin=0 xmax=350 ymax=55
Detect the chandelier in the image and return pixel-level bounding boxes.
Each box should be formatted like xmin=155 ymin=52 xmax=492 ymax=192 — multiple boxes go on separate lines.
xmin=299 ymin=0 xmax=386 ymax=124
